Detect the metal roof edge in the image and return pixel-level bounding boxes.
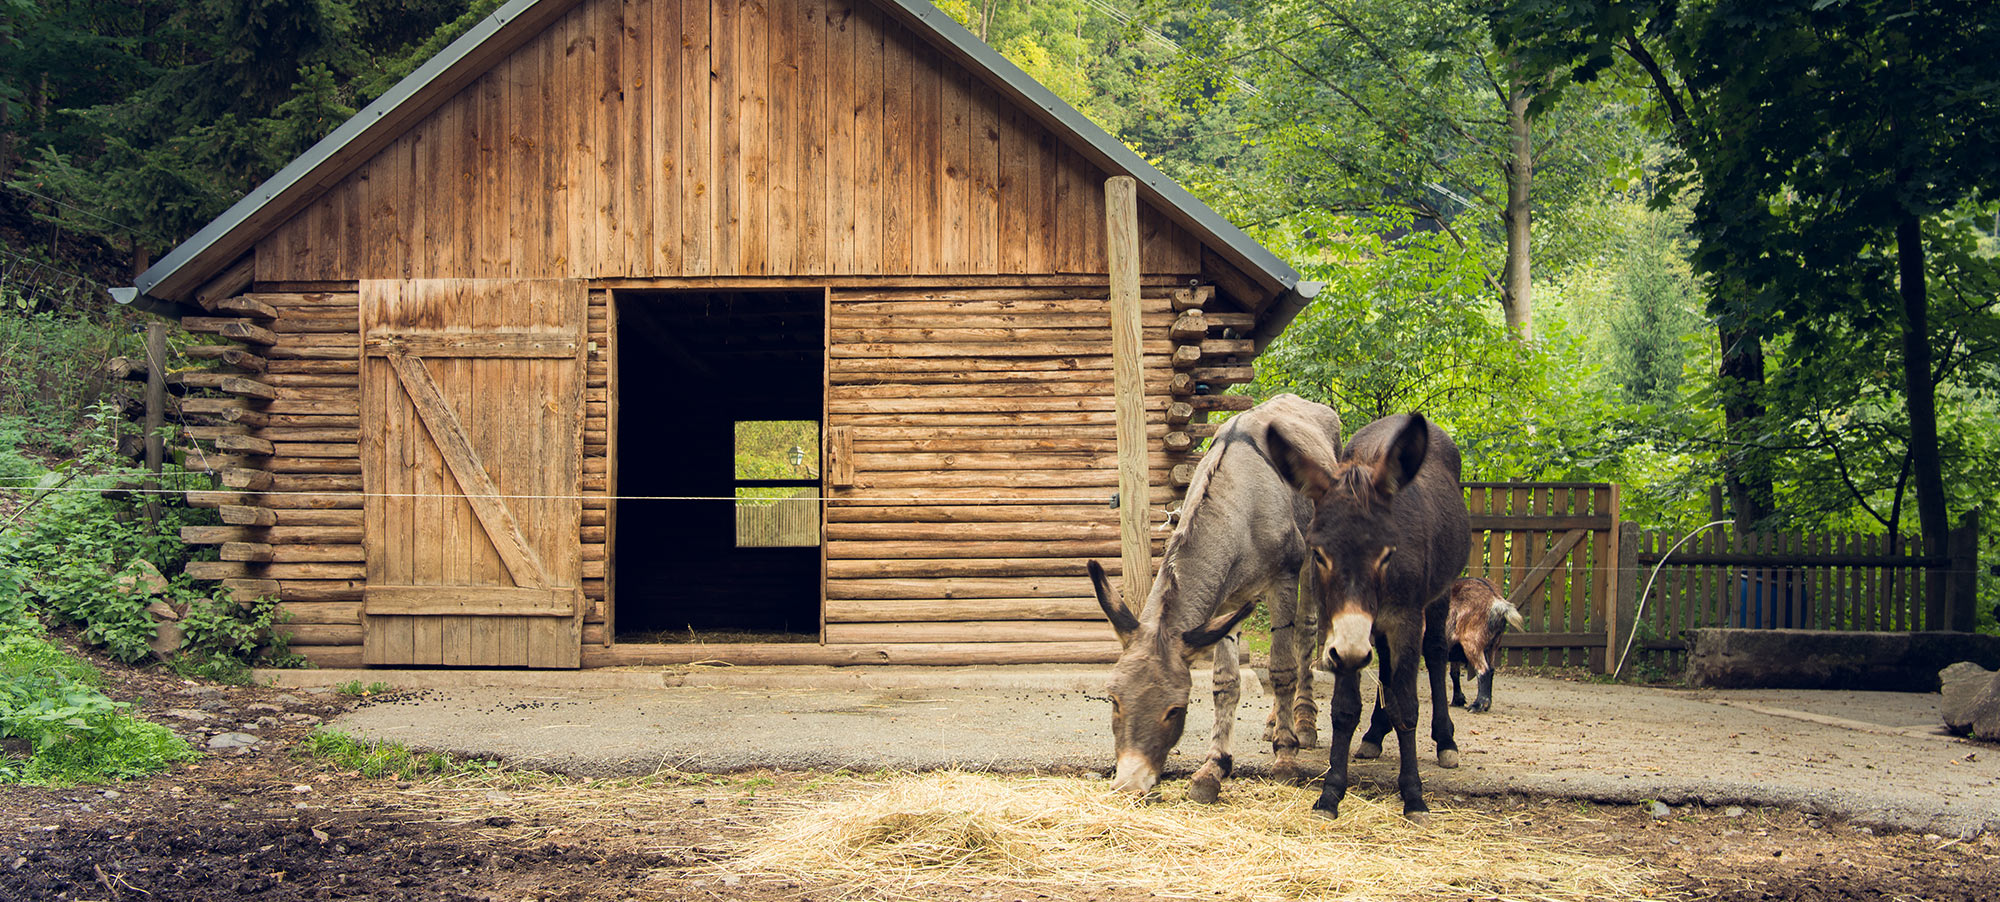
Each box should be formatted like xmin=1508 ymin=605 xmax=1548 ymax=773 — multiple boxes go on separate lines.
xmin=877 ymin=0 xmax=1299 ymax=296
xmin=132 ymin=0 xmax=560 ymax=299
xmin=1250 ymin=280 xmax=1323 ymax=354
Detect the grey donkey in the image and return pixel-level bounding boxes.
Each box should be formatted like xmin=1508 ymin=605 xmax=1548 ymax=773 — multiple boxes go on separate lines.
xmin=1087 ymin=393 xmax=1342 ymax=802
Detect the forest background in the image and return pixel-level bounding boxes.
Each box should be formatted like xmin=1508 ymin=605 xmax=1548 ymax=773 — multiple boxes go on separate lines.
xmin=0 ymin=0 xmax=1993 ymax=627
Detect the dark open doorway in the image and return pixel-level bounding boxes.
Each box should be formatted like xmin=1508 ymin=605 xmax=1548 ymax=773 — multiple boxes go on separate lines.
xmin=613 ymin=290 xmax=824 ymax=640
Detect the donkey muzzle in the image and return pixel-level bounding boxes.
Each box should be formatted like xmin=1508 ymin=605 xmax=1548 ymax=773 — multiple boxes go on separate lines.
xmin=1324 ymin=611 xmax=1374 ymax=671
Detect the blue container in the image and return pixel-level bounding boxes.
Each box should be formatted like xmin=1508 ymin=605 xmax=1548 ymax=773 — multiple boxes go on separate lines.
xmin=1735 ymin=570 xmax=1806 ymax=629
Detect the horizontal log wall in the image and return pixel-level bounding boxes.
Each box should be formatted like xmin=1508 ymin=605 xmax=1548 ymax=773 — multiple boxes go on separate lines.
xmin=253 ymin=0 xmax=1200 ymax=284
xmin=822 ymin=283 xmax=1230 ymax=650
xmin=179 ymin=290 xmax=368 ymax=644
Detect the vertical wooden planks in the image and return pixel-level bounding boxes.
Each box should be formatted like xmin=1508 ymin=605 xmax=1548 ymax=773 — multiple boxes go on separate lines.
xmin=680 ymin=0 xmax=713 ymax=274
xmin=825 ymin=0 xmax=856 ymax=272
xmin=797 ymin=0 xmax=828 ymax=274
xmin=595 ymin=0 xmax=626 ymax=275
xmin=712 ymin=0 xmax=742 ymax=273
xmin=879 ymin=20 xmax=913 ymax=274
xmin=850 ymin=0 xmax=884 ymax=273
xmin=969 ymin=82 xmax=1000 ymax=273
xmin=623 ymin=0 xmax=653 ymax=279
xmin=997 ymin=107 xmax=1032 ymax=274
xmin=738 ymin=0 xmax=770 ymax=275
xmin=908 ymin=38 xmax=943 ymax=273
xmin=767 ymin=0 xmax=797 ymax=274
xmin=651 ymin=0 xmax=681 ymax=275
xmin=939 ymin=61 xmax=970 ymax=268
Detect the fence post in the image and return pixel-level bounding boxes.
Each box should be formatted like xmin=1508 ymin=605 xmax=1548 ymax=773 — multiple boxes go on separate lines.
xmin=143 ymin=320 xmax=166 ymax=526
xmin=1946 ymin=509 xmax=1981 ymax=631
xmin=1612 ymin=521 xmax=1640 ymax=672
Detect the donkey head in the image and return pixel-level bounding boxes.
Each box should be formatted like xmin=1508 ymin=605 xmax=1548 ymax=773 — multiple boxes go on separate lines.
xmin=1266 ymin=414 xmax=1431 ymax=673
xmin=1087 ymin=559 xmax=1257 ymax=795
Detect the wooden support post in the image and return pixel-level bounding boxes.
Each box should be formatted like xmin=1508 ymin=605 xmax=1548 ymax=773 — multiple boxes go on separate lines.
xmin=1105 ymin=176 xmax=1153 ymax=605
xmin=1613 ymin=520 xmax=1640 ymax=674
xmin=144 ymin=321 xmax=166 ymax=525
xmin=1946 ymin=509 xmax=1980 ymax=631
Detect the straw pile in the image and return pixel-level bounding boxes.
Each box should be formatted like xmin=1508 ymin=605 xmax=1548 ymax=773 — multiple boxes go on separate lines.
xmin=726 ymin=772 xmax=1677 ymax=902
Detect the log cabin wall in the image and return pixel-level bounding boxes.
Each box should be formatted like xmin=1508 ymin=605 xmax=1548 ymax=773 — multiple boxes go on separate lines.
xmin=250 ymin=0 xmax=1201 ymax=284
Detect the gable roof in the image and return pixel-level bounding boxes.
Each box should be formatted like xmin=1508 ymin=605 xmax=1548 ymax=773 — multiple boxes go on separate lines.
xmin=119 ymin=0 xmax=1318 ymax=338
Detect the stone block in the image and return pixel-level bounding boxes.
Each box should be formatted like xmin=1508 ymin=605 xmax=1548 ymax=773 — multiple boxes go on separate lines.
xmin=1686 ymin=629 xmax=2000 ymax=692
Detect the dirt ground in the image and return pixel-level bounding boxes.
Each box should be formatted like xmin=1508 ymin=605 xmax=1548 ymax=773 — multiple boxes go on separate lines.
xmin=4 ymin=656 xmax=2000 ymax=902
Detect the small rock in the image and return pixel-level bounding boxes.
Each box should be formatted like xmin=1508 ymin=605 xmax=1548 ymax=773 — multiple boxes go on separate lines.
xmin=161 ymin=709 xmax=214 ymax=722
xmin=117 ymin=559 xmax=171 ymax=597
xmin=1724 ymin=806 xmax=1746 ymax=818
xmin=1647 ymin=801 xmax=1672 ymax=819
xmin=244 ymin=703 xmax=284 ymax=714
xmin=1859 ymin=826 xmax=1874 ymax=836
xmin=101 ymin=790 xmax=120 ymax=800
xmin=291 ymin=785 xmax=313 ymax=794
xmin=207 ymin=732 xmax=262 ymax=750
xmin=270 ymin=694 xmax=305 ymax=706
xmin=282 ymin=713 xmax=323 ymax=725
xmin=1939 ymin=662 xmax=2000 ymax=741
xmin=253 ymin=716 xmax=282 ymax=728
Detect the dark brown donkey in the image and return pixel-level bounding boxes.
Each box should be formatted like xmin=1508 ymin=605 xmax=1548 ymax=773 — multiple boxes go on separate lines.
xmin=1088 ymin=394 xmax=1342 ymax=802
xmin=1266 ymin=413 xmax=1470 ymax=821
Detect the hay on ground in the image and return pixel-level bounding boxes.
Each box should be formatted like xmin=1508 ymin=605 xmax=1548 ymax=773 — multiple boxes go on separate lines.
xmin=725 ymin=772 xmax=1677 ymax=902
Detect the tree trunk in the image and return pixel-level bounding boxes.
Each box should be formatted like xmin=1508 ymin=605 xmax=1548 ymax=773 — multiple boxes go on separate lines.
xmin=1897 ymin=213 xmax=1947 ymax=564
xmin=1500 ymin=87 xmax=1534 ymax=342
xmin=1717 ymin=325 xmax=1772 ymax=532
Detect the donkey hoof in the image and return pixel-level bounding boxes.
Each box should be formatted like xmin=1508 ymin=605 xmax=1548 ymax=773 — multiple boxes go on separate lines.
xmin=1189 ymin=774 xmax=1222 ymax=804
xmin=1437 ymin=748 xmax=1461 ymax=769
xmin=1296 ymin=724 xmax=1319 ymax=750
xmin=1403 ymin=809 xmax=1431 ymax=826
xmin=1354 ymin=740 xmax=1383 ymax=760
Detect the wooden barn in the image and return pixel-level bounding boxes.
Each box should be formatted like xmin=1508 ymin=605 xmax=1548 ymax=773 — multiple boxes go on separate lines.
xmin=116 ymin=0 xmax=1318 ymax=668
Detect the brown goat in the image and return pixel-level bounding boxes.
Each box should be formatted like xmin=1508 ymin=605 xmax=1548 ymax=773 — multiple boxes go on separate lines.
xmin=1443 ymin=577 xmax=1525 ymax=713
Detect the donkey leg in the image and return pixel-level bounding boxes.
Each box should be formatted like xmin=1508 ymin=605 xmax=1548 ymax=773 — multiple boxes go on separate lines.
xmin=1355 ymin=691 xmax=1391 ymax=759
xmin=1424 ymin=599 xmax=1460 ymax=768
xmin=1450 ymin=660 xmax=1468 ymax=708
xmin=1379 ymin=631 xmax=1430 ymax=821
xmin=1190 ymin=631 xmax=1242 ymax=804
xmin=1266 ymin=583 xmax=1310 ymax=781
xmin=1291 ymin=576 xmax=1320 ymax=750
xmin=1312 ymin=666 xmax=1364 ymax=819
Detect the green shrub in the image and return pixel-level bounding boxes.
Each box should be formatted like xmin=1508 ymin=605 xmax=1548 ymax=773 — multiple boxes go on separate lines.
xmin=0 ymin=623 xmax=198 ymax=785
xmin=171 ymin=592 xmax=306 ymax=683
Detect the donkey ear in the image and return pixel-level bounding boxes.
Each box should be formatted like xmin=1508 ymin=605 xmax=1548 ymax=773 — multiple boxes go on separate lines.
xmin=1265 ymin=426 xmax=1335 ymax=505
xmin=1376 ymin=413 xmax=1431 ymax=495
xmin=1181 ymin=597 xmax=1259 ymax=654
xmin=1087 ymin=559 xmax=1140 ymax=646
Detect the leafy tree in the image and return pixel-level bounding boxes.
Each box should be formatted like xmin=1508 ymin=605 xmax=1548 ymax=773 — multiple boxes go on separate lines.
xmin=1156 ymin=0 xmax=1644 ymax=340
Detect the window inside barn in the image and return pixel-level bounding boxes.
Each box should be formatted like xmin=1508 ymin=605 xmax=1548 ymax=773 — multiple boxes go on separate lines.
xmin=734 ymin=420 xmax=820 ymax=547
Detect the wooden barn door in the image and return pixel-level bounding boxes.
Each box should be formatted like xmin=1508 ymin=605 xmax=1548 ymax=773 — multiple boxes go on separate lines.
xmin=359 ymin=279 xmax=587 ymax=668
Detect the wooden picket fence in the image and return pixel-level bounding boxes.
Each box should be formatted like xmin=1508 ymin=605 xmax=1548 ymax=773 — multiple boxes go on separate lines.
xmin=1621 ymin=514 xmax=1983 ymax=673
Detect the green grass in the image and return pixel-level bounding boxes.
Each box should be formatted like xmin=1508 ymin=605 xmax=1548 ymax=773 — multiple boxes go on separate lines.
xmin=297 ymin=730 xmax=500 ymax=780
xmin=334 ymin=680 xmax=395 ymax=698
xmin=0 ymin=623 xmax=198 ymax=785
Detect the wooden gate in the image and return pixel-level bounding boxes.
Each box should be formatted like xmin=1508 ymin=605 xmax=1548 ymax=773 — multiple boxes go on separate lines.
xmin=1463 ymin=483 xmax=1621 ymax=671
xmin=359 ymin=279 xmax=587 ymax=668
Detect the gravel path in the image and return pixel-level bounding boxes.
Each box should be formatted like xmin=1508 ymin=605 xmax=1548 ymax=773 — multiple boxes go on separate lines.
xmin=320 ymin=666 xmax=1999 ymax=836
